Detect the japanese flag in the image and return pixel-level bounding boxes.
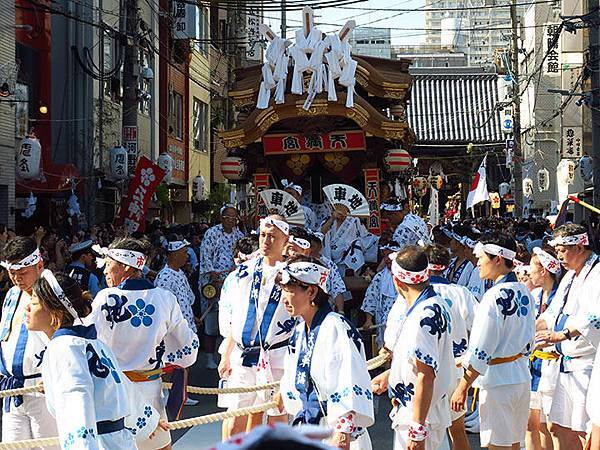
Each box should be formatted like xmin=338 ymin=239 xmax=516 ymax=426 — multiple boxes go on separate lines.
xmin=467 ymin=154 xmax=489 ymax=212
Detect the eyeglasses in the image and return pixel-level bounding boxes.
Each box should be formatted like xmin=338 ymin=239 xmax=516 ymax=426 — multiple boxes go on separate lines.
xmin=222 ymin=215 xmax=238 ymax=220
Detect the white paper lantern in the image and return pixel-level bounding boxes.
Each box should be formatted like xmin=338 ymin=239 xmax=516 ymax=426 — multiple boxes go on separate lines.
xmin=558 ymin=159 xmax=576 ymax=185
xmin=499 ymin=182 xmax=510 ymax=197
xmin=109 ymin=146 xmax=128 ymax=180
xmin=192 ymin=175 xmax=206 ymax=201
xmin=383 ymin=149 xmax=412 ymax=173
xmin=523 ymin=178 xmax=534 ymax=197
xmin=220 ymin=156 xmax=247 ymax=181
xmin=158 ymin=153 xmax=174 ymax=185
xmin=537 ymin=168 xmax=550 ymax=192
xmin=412 ymin=176 xmax=428 ymax=197
xmin=16 ymin=137 xmax=42 ymax=180
xmin=579 ymin=155 xmax=593 ymax=183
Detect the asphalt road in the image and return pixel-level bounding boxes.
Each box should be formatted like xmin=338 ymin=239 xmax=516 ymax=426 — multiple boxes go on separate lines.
xmin=173 ymin=354 xmax=484 ymax=449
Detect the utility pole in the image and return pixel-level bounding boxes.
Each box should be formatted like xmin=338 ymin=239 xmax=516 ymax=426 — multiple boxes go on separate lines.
xmin=590 ymin=0 xmax=600 ymax=207
xmin=511 ymin=0 xmax=524 ymax=217
xmin=281 ymin=0 xmax=286 ymax=38
xmin=122 ymin=0 xmax=139 ymax=175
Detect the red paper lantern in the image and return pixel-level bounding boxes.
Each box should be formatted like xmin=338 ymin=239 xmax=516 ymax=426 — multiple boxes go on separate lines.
xmin=383 ymin=148 xmax=411 ymax=173
xmin=220 ymin=156 xmax=247 ymax=181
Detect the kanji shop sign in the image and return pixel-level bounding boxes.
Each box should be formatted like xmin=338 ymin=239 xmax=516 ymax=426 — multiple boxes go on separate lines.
xmin=116 ymin=157 xmax=165 ymax=233
xmin=543 ymin=23 xmax=561 ymax=77
xmin=364 ymin=168 xmax=381 ymax=235
xmin=123 ymin=126 xmax=138 ymax=174
xmin=562 ymin=126 xmax=582 ymax=158
xmin=262 ymin=130 xmax=366 ymax=155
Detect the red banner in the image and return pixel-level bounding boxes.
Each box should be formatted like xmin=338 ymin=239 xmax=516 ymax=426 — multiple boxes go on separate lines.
xmin=116 ymin=156 xmax=166 ymax=233
xmin=254 ymin=173 xmax=270 ymax=223
xmin=262 ymin=130 xmax=366 ymax=155
xmin=364 ymin=168 xmax=381 ymax=235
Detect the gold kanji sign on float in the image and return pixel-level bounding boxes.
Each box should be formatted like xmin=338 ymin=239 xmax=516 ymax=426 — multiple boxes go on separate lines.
xmin=262 ymin=130 xmax=366 ymax=155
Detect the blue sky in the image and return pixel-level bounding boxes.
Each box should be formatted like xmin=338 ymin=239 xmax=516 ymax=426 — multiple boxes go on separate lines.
xmin=261 ymin=0 xmax=428 ymax=46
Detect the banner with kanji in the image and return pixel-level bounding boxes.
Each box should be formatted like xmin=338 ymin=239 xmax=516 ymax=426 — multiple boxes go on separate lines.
xmin=364 ymin=168 xmax=381 ymax=235
xmin=262 ymin=130 xmax=366 ymax=155
xmin=116 ymin=156 xmax=166 ymax=233
xmin=254 ymin=173 xmax=270 ymax=222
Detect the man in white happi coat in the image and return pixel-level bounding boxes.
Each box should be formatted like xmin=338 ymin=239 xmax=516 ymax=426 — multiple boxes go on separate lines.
xmin=535 ymin=224 xmax=600 ymax=450
xmin=451 ymin=233 xmax=535 ymax=450
xmin=380 ymin=199 xmax=431 ymax=250
xmin=199 ymin=205 xmax=245 ymax=369
xmin=0 ymin=237 xmax=59 ymax=449
xmin=86 ymin=237 xmax=199 ymax=450
xmin=218 ymin=215 xmax=293 ymax=438
xmin=321 ymin=205 xmax=378 ymax=276
xmin=282 ymin=179 xmax=318 ymax=232
xmin=371 ymin=246 xmax=454 ymax=450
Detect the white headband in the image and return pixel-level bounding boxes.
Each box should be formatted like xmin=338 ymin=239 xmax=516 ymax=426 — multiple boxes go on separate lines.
xmin=167 ymin=240 xmax=190 ymax=252
xmin=442 ymin=228 xmax=460 ymax=241
xmin=289 ymin=236 xmax=311 ymax=249
xmin=311 ymin=232 xmax=324 ymax=243
xmin=473 ymin=242 xmax=517 ymax=261
xmin=0 ymin=248 xmax=42 ymax=271
xmin=220 ymin=204 xmax=237 ymax=215
xmin=93 ymin=244 xmax=147 ymax=270
xmin=548 ymin=232 xmax=589 ymax=247
xmin=260 ymin=217 xmax=290 ymax=236
xmin=380 ymin=243 xmax=401 ymax=252
xmin=41 ymin=269 xmax=80 ymax=320
xmin=389 ymin=252 xmax=430 ymax=284
xmin=279 ymin=262 xmax=330 ymax=293
xmin=428 ymin=263 xmax=447 ymax=272
xmin=381 ymin=203 xmax=404 ymax=212
xmin=532 ymin=247 xmax=561 ymax=274
xmin=281 ymin=179 xmax=302 ymax=196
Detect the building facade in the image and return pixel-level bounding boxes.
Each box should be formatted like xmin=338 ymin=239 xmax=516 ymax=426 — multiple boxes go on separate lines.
xmin=349 ymin=28 xmax=392 ymax=59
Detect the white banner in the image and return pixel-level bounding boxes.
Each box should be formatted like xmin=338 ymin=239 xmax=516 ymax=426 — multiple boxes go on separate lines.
xmin=562 ymin=126 xmax=582 ymax=158
xmin=172 ymin=0 xmax=198 ymax=40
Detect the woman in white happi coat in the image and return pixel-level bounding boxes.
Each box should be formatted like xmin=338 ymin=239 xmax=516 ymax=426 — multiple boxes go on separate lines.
xmin=277 ymin=255 xmax=374 ymax=450
xmin=527 ymin=246 xmax=562 ymax=450
xmin=0 ymin=237 xmax=58 ymax=448
xmin=451 ymin=234 xmax=535 ymax=450
xmin=371 ymin=246 xmax=454 ymax=450
xmin=361 ymin=242 xmax=401 ymax=347
xmin=442 ymin=226 xmax=475 ymax=287
xmin=307 ymin=232 xmax=347 ymax=314
xmin=26 ymin=271 xmax=147 ymax=449
xmin=535 ymin=225 xmax=600 ymax=450
xmin=86 ymin=238 xmax=199 ymax=450
xmin=218 ymin=216 xmax=292 ymax=438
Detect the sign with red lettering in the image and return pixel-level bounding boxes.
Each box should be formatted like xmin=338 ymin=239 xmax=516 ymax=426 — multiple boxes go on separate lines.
xmin=116 ymin=156 xmax=165 ymax=233
xmin=254 ymin=173 xmax=270 ymax=222
xmin=364 ymin=168 xmax=381 ymax=235
xmin=262 ymin=130 xmax=366 ymax=155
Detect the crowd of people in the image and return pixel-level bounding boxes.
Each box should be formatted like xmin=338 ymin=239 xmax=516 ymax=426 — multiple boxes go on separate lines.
xmin=0 ymin=181 xmax=599 ymax=450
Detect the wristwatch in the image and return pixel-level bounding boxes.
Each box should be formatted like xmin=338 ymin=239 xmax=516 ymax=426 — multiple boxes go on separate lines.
xmin=561 ymin=328 xmax=572 ymax=341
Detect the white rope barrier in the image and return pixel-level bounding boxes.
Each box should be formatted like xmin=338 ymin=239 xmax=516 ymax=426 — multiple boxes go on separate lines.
xmin=0 ymin=401 xmax=279 ymax=449
xmin=0 ymin=354 xmax=389 ymax=400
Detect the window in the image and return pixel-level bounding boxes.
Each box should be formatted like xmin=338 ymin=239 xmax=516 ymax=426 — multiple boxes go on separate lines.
xmin=192 ymin=97 xmax=208 ymax=151
xmin=195 ymin=6 xmax=209 ymax=53
xmin=169 ymin=91 xmax=183 ymax=140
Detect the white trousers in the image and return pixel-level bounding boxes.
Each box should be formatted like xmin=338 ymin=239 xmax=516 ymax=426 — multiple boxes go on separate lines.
xmin=2 ymin=395 xmax=59 ymax=450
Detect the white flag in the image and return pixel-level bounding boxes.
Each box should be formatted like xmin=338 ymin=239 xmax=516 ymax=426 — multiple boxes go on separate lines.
xmin=467 ymin=154 xmax=489 ymax=211
xmin=428 ymin=187 xmax=440 ymax=226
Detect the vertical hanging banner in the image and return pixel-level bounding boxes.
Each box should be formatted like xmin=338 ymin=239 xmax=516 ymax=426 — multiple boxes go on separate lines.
xmin=116 ymin=156 xmax=166 ymax=233
xmin=363 ymin=168 xmax=381 ymax=235
xmin=122 ymin=126 xmax=139 ymax=175
xmin=254 ymin=173 xmax=270 ymax=222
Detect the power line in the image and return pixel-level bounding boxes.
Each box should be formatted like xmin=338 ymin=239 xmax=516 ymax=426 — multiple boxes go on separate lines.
xmin=335 ymin=0 xmax=557 ymax=12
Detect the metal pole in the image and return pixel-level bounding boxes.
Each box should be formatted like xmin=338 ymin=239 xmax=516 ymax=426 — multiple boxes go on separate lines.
xmin=511 ymin=0 xmax=523 ymax=217
xmin=590 ymin=1 xmax=600 ymax=207
xmin=281 ymin=0 xmax=286 ymax=38
xmin=122 ymin=0 xmax=139 ymax=173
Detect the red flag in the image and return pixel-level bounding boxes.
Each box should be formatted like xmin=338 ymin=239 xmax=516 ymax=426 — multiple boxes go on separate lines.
xmin=116 ymin=157 xmax=165 ymax=233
